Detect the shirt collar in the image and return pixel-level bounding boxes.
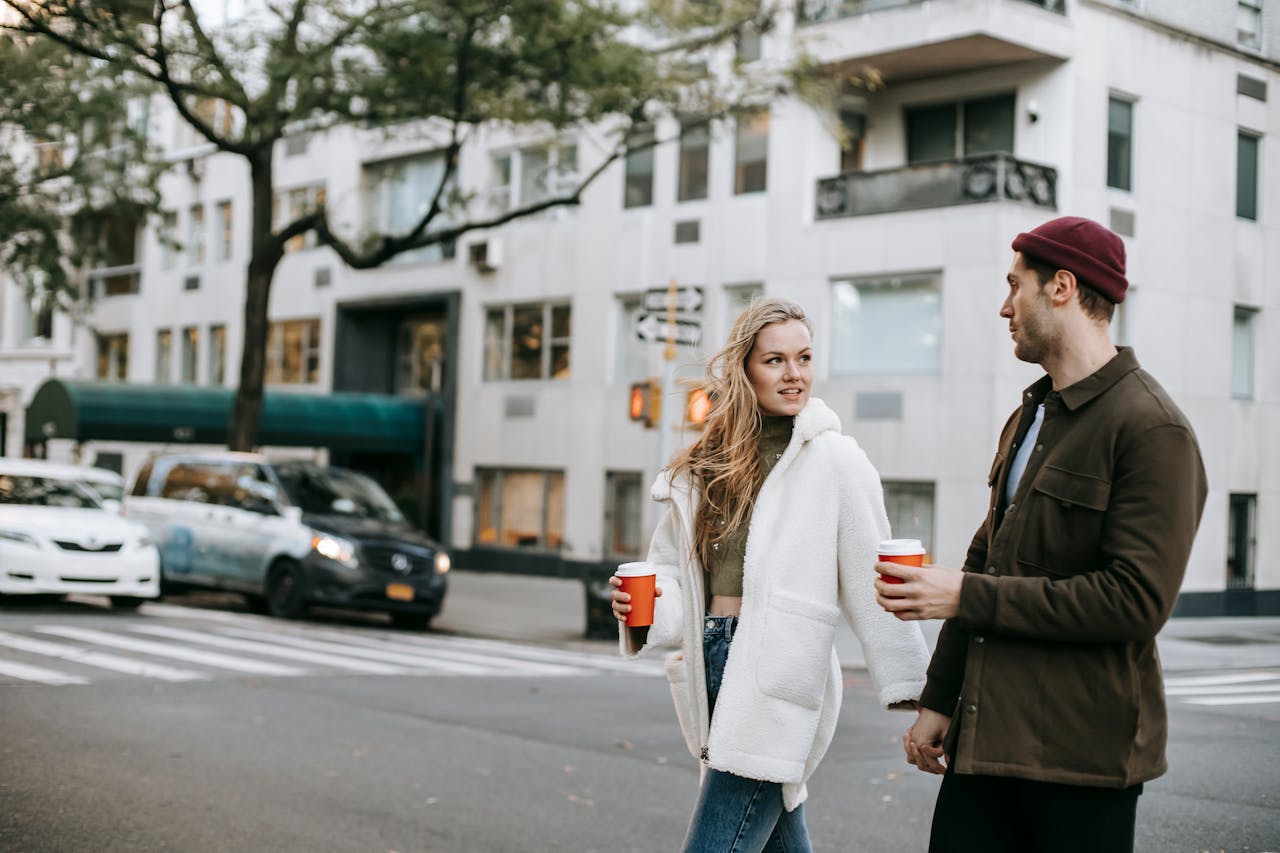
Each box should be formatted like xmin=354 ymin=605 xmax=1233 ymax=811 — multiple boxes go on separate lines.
xmin=1020 ymin=347 xmax=1140 ymax=412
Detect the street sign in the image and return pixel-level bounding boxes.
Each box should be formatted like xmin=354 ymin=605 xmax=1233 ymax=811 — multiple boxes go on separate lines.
xmin=643 ymin=286 xmax=704 ymax=314
xmin=635 ymin=313 xmax=701 ymax=346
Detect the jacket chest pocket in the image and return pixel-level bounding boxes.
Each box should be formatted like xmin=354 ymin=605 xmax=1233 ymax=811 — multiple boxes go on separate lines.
xmin=1015 ymin=465 xmax=1111 ymax=577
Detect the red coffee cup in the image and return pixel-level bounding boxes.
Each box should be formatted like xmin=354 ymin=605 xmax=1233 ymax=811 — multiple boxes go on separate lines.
xmin=616 ymin=562 xmax=656 ymax=627
xmin=878 ymin=539 xmax=926 ymax=584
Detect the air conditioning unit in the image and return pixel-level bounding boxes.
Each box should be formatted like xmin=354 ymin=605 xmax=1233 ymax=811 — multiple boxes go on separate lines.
xmin=468 ymin=238 xmax=502 ymax=273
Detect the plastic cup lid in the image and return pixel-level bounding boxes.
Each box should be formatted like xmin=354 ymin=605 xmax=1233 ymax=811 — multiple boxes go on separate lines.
xmin=878 ymin=539 xmax=926 ymax=556
xmin=615 ymin=562 xmax=655 ymax=577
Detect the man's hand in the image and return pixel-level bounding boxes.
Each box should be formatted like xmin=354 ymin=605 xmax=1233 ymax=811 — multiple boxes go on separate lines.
xmin=902 ymin=707 xmax=951 ymax=775
xmin=874 ymin=561 xmax=964 ymax=621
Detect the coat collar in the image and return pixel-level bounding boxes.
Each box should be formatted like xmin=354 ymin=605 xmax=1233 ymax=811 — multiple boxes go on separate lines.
xmin=1021 ymin=347 xmax=1141 ymax=412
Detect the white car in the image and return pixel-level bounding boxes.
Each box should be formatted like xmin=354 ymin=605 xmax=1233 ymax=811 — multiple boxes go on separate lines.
xmin=0 ymin=459 xmax=160 ymax=609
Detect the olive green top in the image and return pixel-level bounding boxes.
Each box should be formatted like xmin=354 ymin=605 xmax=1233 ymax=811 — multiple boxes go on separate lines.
xmin=706 ymin=415 xmax=794 ymax=597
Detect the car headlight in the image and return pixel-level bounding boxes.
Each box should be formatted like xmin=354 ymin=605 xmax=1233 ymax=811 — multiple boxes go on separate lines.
xmin=434 ymin=551 xmax=451 ymax=575
xmin=136 ymin=535 xmax=155 ymax=549
xmin=0 ymin=528 xmax=41 ymax=549
xmin=311 ymin=531 xmax=359 ymax=569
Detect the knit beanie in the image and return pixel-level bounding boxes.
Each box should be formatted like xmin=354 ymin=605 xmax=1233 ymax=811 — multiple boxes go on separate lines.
xmin=1011 ymin=216 xmax=1128 ymax=303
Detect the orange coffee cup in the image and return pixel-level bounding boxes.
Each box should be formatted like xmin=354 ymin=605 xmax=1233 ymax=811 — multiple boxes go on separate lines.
xmin=878 ymin=539 xmax=926 ymax=584
xmin=616 ymin=562 xmax=656 ymax=627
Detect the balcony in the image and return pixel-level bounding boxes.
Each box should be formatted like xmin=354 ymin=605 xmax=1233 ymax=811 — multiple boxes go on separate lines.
xmin=814 ymin=153 xmax=1057 ymax=220
xmin=88 ymin=263 xmax=142 ymax=297
xmin=797 ymin=0 xmax=1071 ymax=83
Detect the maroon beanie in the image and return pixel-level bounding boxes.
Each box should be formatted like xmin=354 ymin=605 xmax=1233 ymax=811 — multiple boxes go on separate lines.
xmin=1011 ymin=216 xmax=1128 ymax=303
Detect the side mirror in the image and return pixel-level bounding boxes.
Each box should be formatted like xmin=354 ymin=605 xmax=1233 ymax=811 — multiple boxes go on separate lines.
xmin=282 ymin=506 xmax=303 ymax=525
xmin=101 ymin=498 xmax=123 ymax=515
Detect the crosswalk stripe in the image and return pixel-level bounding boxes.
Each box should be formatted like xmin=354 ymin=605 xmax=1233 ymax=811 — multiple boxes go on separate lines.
xmin=286 ymin=629 xmax=599 ymax=677
xmin=130 ymin=625 xmax=409 ymax=675
xmin=0 ymin=658 xmax=90 ymax=686
xmin=1183 ymin=695 xmax=1280 ymax=706
xmin=1167 ymin=683 xmax=1280 ymax=696
xmin=214 ymin=627 xmax=493 ymax=675
xmin=339 ymin=631 xmax=666 ymax=676
xmin=33 ymin=626 xmax=307 ymax=677
xmin=0 ymin=630 xmax=205 ymax=682
xmin=1164 ymin=672 xmax=1279 ymax=688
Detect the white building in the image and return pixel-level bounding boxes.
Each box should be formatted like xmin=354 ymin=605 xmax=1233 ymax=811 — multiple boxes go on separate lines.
xmin=3 ymin=0 xmax=1276 ymax=619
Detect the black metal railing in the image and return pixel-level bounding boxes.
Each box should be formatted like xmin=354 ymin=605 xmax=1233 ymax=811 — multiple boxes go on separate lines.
xmin=814 ymin=153 xmax=1057 ymax=219
xmin=797 ymin=0 xmax=1064 ymax=25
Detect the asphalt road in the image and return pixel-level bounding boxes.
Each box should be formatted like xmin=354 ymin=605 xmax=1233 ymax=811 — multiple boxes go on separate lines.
xmin=1 ymin=595 xmax=1277 ymax=852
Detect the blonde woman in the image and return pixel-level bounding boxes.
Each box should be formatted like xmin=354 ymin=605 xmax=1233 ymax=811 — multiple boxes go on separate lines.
xmin=611 ymin=298 xmax=929 ymax=851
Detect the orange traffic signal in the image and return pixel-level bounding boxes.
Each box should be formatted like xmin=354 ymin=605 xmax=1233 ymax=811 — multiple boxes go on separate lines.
xmin=629 ymin=380 xmax=661 ymax=427
xmin=686 ymin=387 xmax=712 ymax=428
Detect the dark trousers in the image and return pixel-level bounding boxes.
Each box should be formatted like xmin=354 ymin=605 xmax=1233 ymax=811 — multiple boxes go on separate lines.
xmin=929 ymin=763 xmax=1142 ymax=853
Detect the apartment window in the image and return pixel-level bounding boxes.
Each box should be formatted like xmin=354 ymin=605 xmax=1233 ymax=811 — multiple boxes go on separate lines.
xmin=475 ymin=469 xmax=565 ymax=550
xmin=623 ymin=126 xmax=655 ymax=209
xmin=519 ymin=143 xmax=577 ymax=207
xmin=1228 ymin=494 xmax=1257 ymax=589
xmin=272 ymin=184 xmax=325 ymax=252
xmin=490 ymin=154 xmax=512 ymax=211
xmin=839 ymin=109 xmax=867 ymax=173
xmin=906 ymin=93 xmax=1014 ymax=164
xmin=616 ymin=296 xmax=649 ymax=382
xmin=187 ymin=204 xmax=205 ymax=265
xmin=735 ymin=24 xmax=762 ymax=62
xmin=1232 ymin=306 xmax=1258 ymax=399
xmin=159 ymin=211 xmax=177 ymax=270
xmin=180 ymin=326 xmax=199 ymax=384
xmin=155 ymin=329 xmax=173 ymax=384
xmin=604 ymin=471 xmax=645 ymax=559
xmin=484 ymin=303 xmax=571 ymax=381
xmin=395 ymin=316 xmax=447 ymax=395
xmin=1238 ymin=0 xmax=1262 ymax=49
xmin=831 ymin=273 xmax=942 ymax=374
xmin=724 ymin=283 xmax=763 ymax=334
xmin=1107 ymin=97 xmax=1133 ymax=191
xmin=678 ymin=122 xmax=710 ymax=201
xmin=216 ymin=200 xmax=233 ymax=261
xmin=92 ymin=214 xmax=141 ymax=296
xmin=19 ymin=293 xmax=54 ymax=342
xmin=883 ymin=481 xmax=936 ymax=560
xmin=734 ymin=111 xmax=769 ymax=195
xmin=96 ymin=333 xmax=129 ymax=380
xmin=265 ymin=318 xmax=321 ymax=385
xmin=365 ymin=153 xmax=456 ymax=264
xmin=1237 ymin=131 xmax=1259 ymax=221
xmin=209 ymin=324 xmax=226 ymax=386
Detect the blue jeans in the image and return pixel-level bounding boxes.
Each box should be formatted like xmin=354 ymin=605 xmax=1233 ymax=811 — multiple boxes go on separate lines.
xmin=681 ymin=616 xmax=814 ymax=853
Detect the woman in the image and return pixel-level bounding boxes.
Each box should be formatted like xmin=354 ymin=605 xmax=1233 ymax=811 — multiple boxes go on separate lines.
xmin=611 ymin=298 xmax=929 ymax=851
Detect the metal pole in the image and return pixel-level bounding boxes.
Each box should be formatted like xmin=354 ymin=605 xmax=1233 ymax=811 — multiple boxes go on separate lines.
xmin=657 ymin=278 xmax=678 ymax=472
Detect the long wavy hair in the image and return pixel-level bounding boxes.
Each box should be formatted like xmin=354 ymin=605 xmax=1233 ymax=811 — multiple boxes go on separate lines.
xmin=669 ymin=298 xmax=813 ymax=571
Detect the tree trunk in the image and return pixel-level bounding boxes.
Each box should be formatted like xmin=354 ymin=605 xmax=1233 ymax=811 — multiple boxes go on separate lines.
xmin=228 ymin=152 xmax=283 ymax=451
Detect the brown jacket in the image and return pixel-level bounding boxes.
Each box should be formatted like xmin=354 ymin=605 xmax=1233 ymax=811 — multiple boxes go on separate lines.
xmin=919 ymin=348 xmax=1207 ymax=788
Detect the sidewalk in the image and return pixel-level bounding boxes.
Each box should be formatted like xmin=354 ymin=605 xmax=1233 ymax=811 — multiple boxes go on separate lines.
xmin=436 ymin=570 xmax=1280 ymax=672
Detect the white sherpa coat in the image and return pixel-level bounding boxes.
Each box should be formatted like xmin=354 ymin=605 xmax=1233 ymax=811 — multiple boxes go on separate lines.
xmin=619 ymin=398 xmax=929 ymax=811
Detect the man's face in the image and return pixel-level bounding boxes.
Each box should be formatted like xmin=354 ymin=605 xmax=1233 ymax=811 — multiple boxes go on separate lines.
xmin=1000 ymin=253 xmax=1058 ymax=365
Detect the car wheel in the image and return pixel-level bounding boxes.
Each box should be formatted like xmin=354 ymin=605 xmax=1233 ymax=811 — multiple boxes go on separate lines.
xmin=111 ymin=596 xmax=147 ymax=611
xmin=266 ymin=560 xmax=309 ymax=620
xmin=390 ymin=612 xmax=432 ymax=631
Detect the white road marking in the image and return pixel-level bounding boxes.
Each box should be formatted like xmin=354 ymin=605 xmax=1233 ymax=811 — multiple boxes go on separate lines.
xmin=130 ymin=625 xmax=408 ymax=675
xmin=1164 ymin=672 xmax=1279 ymax=688
xmin=0 ymin=630 xmax=205 ymax=682
xmin=0 ymin=658 xmax=89 ymax=686
xmin=1183 ymin=695 xmax=1280 ymax=706
xmin=1166 ymin=683 xmax=1280 ymax=696
xmin=33 ymin=626 xmax=307 ymax=677
xmin=213 ymin=627 xmax=493 ymax=675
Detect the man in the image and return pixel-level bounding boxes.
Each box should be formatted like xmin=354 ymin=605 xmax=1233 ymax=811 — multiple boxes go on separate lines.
xmin=875 ymin=216 xmax=1207 ymax=853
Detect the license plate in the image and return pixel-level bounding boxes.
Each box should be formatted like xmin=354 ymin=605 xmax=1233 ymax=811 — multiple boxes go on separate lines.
xmin=386 ymin=583 xmax=414 ymax=602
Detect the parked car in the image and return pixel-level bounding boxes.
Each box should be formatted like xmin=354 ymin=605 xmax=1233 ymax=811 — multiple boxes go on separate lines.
xmin=125 ymin=453 xmax=449 ymax=628
xmin=0 ymin=458 xmax=160 ymax=609
xmin=74 ymin=466 xmax=126 ymax=508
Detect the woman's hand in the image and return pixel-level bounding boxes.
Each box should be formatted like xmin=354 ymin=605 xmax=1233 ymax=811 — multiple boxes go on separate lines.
xmin=609 ymin=574 xmax=663 ymax=622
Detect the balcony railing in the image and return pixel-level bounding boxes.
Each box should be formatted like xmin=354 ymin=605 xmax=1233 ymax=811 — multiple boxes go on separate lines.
xmin=87 ymin=263 xmax=142 ymax=297
xmin=797 ymin=0 xmax=1064 ymax=25
xmin=815 ymin=153 xmax=1057 ymax=220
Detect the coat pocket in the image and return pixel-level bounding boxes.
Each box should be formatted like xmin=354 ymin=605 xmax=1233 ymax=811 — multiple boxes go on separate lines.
xmin=755 ymin=591 xmax=840 ymax=711
xmin=664 ymin=652 xmax=701 ymax=759
xmin=1019 ymin=465 xmax=1111 ymax=577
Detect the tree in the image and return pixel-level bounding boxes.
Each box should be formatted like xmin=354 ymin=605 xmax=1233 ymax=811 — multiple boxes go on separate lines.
xmin=2 ymin=0 xmax=826 ymax=450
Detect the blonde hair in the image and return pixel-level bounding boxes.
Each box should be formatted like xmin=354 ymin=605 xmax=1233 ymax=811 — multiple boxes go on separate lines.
xmin=669 ymin=298 xmax=813 ymax=571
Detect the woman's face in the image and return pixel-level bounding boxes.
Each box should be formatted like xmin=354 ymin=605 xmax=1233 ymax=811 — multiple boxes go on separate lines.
xmin=745 ymin=320 xmax=813 ymax=417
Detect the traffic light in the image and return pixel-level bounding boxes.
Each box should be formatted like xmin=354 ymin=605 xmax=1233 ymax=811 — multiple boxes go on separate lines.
xmin=628 ymin=379 xmax=661 ymax=428
xmin=686 ymin=387 xmax=712 ymax=428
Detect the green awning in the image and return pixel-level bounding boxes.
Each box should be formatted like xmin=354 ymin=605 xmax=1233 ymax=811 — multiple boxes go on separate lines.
xmin=25 ymin=379 xmax=428 ymax=454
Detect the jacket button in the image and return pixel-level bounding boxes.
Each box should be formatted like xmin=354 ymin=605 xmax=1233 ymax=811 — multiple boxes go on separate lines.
xmin=966 ymin=704 xmax=977 ymax=714
xmin=1034 ymin=444 xmax=1043 ymax=452
xmin=986 ymin=566 xmax=997 ymax=575
xmin=1006 ymin=503 xmax=1016 ymax=514
xmin=974 ymin=636 xmax=985 ymax=644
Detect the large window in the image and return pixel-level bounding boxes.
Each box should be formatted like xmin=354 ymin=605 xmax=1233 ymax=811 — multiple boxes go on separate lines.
xmin=1232 ymin=306 xmax=1258 ymax=399
xmin=839 ymin=109 xmax=867 ymax=173
xmin=616 ymin=295 xmax=649 ymax=382
xmin=1238 ymin=0 xmax=1262 ymax=49
xmin=678 ymin=122 xmax=710 ymax=201
xmin=209 ymin=324 xmax=226 ymax=386
xmin=272 ymin=184 xmax=325 ymax=252
xmin=623 ymin=126 xmax=655 ymax=209
xmin=181 ymin=326 xmax=199 ymax=384
xmin=522 ymin=144 xmax=577 ymax=207
xmin=265 ymin=318 xmax=321 ymax=385
xmin=96 ymin=333 xmax=129 ymax=380
xmin=475 ymin=469 xmax=565 ymax=550
xmin=216 ymin=200 xmax=233 ymax=261
xmin=187 ymin=204 xmax=205 ymax=266
xmin=155 ymin=329 xmax=173 ymax=384
xmin=734 ymin=110 xmax=769 ymax=194
xmin=831 ymin=273 xmax=942 ymax=375
xmin=605 ymin=471 xmax=645 ymax=559
xmin=1228 ymin=493 xmax=1257 ymax=589
xmin=395 ymin=316 xmax=447 ymax=395
xmin=724 ymin=283 xmax=763 ymax=335
xmin=484 ymin=303 xmax=571 ymax=381
xmin=20 ymin=293 xmax=53 ymax=341
xmin=365 ymin=153 xmax=455 ymax=263
xmin=906 ymin=94 xmax=1014 ymax=164
xmin=1107 ymin=97 xmax=1133 ymax=191
xmin=159 ymin=211 xmax=177 ymax=270
xmin=883 ymin=481 xmax=936 ymax=560
xmin=1237 ymin=131 xmax=1260 ymax=221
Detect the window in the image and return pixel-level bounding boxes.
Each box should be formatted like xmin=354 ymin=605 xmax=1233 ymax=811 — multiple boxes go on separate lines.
xmin=1228 ymin=493 xmax=1257 ymax=589
xmin=734 ymin=110 xmax=769 ymax=195
xmin=484 ymin=303 xmax=571 ymax=381
xmin=20 ymin=294 xmax=54 ymax=342
xmin=735 ymin=23 xmax=762 ymax=62
xmin=92 ymin=214 xmax=141 ymax=296
xmin=623 ymin=126 xmax=655 ymax=208
xmin=187 ymin=204 xmax=205 ymax=265
xmin=176 ymin=97 xmax=234 ymax=148
xmin=475 ymin=469 xmax=565 ymax=550
xmin=678 ymin=122 xmax=710 ymax=201
xmin=365 ymin=153 xmax=456 ymax=263
xmin=265 ymin=318 xmax=321 ymax=385
xmin=216 ymin=200 xmax=233 ymax=261
xmin=209 ymin=324 xmax=226 ymax=386
xmin=724 ymin=283 xmax=763 ymax=334
xmin=96 ymin=333 xmax=128 ymax=380
xmin=1237 ymin=131 xmax=1259 ymax=221
xmin=906 ymin=94 xmax=1014 ymax=164
xmin=181 ymin=326 xmax=199 ymax=384
xmin=1232 ymin=306 xmax=1258 ymax=399
xmin=1238 ymin=0 xmax=1262 ymax=49
xmin=155 ymin=329 xmax=173 ymax=384
xmin=605 ymin=471 xmax=645 ymax=558
xmin=839 ymin=109 xmax=867 ymax=173
xmin=272 ymin=184 xmax=325 ymax=252
xmin=831 ymin=273 xmax=942 ymax=374
xmin=1107 ymin=97 xmax=1133 ymax=191
xmin=395 ymin=316 xmax=448 ymax=395
xmin=616 ymin=296 xmax=649 ymax=382
xmin=159 ymin=211 xmax=177 ymax=270
xmin=489 ymin=154 xmax=512 ymax=211
xmin=518 ymin=143 xmax=577 ymax=207
xmin=883 ymin=481 xmax=936 ymax=560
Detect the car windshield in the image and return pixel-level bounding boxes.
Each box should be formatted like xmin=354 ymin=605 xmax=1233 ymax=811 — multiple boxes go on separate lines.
xmin=85 ymin=481 xmax=124 ymax=501
xmin=0 ymin=475 xmax=103 ymax=509
xmin=274 ymin=465 xmax=405 ymax=522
